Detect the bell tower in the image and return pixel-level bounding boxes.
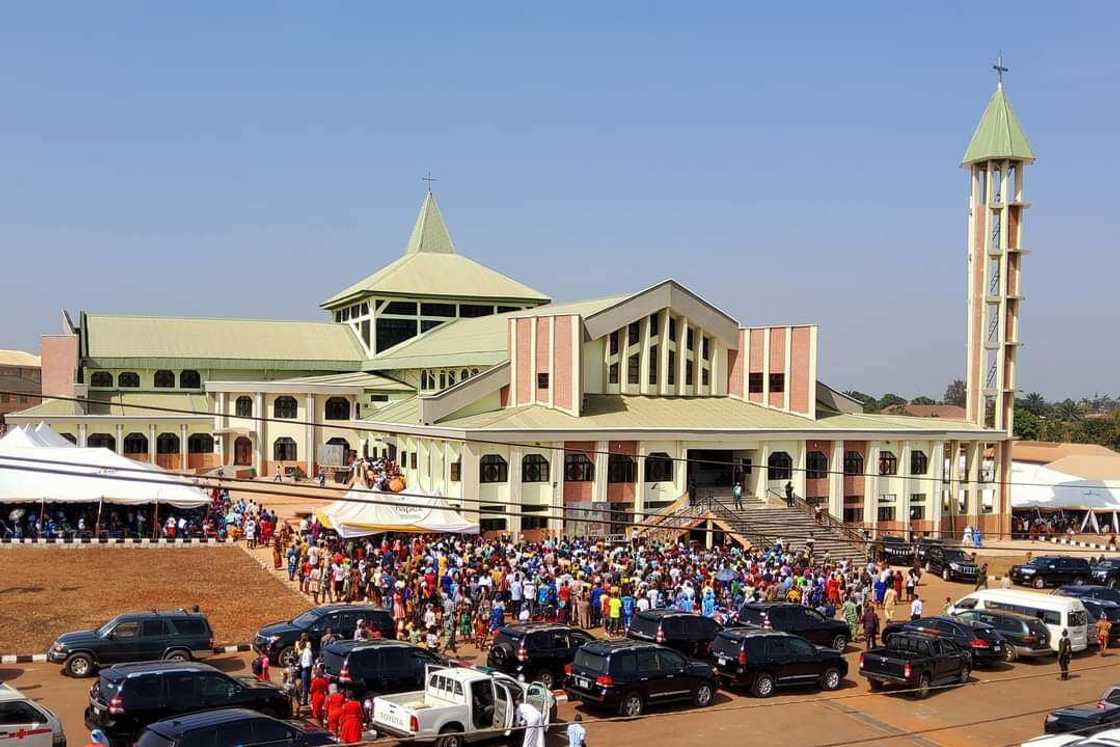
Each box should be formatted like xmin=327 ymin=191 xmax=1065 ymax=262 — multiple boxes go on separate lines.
xmin=962 ymin=60 xmax=1034 ymax=436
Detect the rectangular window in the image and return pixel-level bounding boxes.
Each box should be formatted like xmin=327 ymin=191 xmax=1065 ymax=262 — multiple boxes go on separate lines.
xmin=628 ymin=322 xmax=640 ymax=346
xmin=459 ymin=304 xmax=494 ymax=318
xmin=410 ymin=452 xmax=417 ymax=470
xmin=376 ymin=317 xmax=418 ymax=352
xmin=701 ymin=368 xmax=710 ymax=386
xmin=648 ymin=345 xmax=658 ymax=385
xmin=668 ymin=317 xmax=677 ymax=342
xmin=361 ymin=319 xmax=371 ymax=348
xmin=609 ymin=331 xmax=619 ymax=355
xmin=496 ymin=305 xmax=518 ymax=313
xmin=420 ymin=319 xmax=442 ymax=333
xmin=521 ymin=516 xmax=549 ymax=530
xmin=608 ymin=362 xmax=619 ymax=385
xmin=843 ymin=507 xmax=862 ymax=524
xmin=421 ymin=302 xmax=456 ymax=317
xmin=537 ymin=372 xmax=549 ymax=389
xmin=649 ymin=311 xmax=660 ymax=332
xmin=702 ymin=336 xmax=710 ymax=360
xmin=769 ymin=373 xmax=785 ymax=393
xmin=877 ymin=506 xmax=897 ymax=522
xmin=685 ymin=362 xmax=694 ymax=386
xmin=381 ymin=301 xmax=417 ymax=316
xmin=449 ymin=460 xmax=461 ymax=482
xmin=909 ymin=505 xmax=926 ymax=520
xmin=335 ymin=311 xmax=342 ymax=322
xmin=360 ymin=302 xmax=369 ymax=315
xmin=667 ymin=352 xmax=676 ymax=386
xmin=686 ymin=328 xmax=694 ymax=351
xmin=369 ymin=394 xmax=389 ymax=402
xmin=479 ymin=518 xmax=507 ymax=533
xmin=748 ymin=373 xmax=764 ymax=393
xmin=627 ymin=353 xmax=640 ymax=385
xmin=341 ymin=308 xmax=350 ymax=321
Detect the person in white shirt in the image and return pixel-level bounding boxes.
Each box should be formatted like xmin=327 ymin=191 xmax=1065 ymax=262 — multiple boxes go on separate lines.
xmin=910 ymin=596 xmax=924 ymax=620
xmin=566 ymin=714 xmax=587 ymax=747
xmin=516 ymin=700 xmax=545 ymax=747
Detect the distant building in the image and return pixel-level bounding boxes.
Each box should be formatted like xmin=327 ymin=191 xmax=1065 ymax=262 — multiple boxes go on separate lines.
xmin=1011 ymin=441 xmax=1120 ymax=527
xmin=0 ymin=350 xmax=42 ymax=423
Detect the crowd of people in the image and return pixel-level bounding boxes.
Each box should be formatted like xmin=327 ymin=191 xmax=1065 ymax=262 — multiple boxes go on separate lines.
xmin=1013 ymin=510 xmax=1118 ymax=544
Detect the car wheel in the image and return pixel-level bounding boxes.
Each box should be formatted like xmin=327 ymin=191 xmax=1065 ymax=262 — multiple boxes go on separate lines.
xmin=163 ymin=649 xmax=190 ymax=663
xmin=915 ymin=673 xmax=931 ymax=699
xmin=1004 ymin=646 xmax=1017 ymax=663
xmin=752 ymin=672 xmax=775 ymax=698
xmin=924 ymin=561 xmax=931 ymax=572
xmin=831 ymin=635 xmax=848 ymax=653
xmin=820 ymin=667 xmax=842 ymax=691
xmin=65 ymin=653 xmax=94 ymax=677
xmin=276 ymin=646 xmax=296 ymax=668
xmin=434 ymin=730 xmax=463 ymax=747
xmin=959 ymin=666 xmax=971 ymax=685
xmin=942 ymin=568 xmax=951 ymax=581
xmin=620 ymin=692 xmax=644 ymax=718
xmin=868 ymin=678 xmax=882 ymax=691
xmin=1074 ymin=578 xmax=1085 ymax=586
xmin=693 ymin=681 xmax=714 ymax=707
xmin=534 ymin=670 xmax=555 ymax=690
xmin=1034 ymin=577 xmax=1046 ymax=590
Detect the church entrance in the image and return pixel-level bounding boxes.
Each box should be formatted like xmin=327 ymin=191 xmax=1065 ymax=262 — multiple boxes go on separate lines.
xmin=234 ymin=437 xmax=252 ymax=466
xmin=687 ymin=449 xmax=735 ymax=489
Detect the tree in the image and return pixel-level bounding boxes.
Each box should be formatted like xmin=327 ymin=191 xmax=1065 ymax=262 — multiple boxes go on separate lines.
xmin=943 ymin=379 xmax=966 ymax=407
xmin=877 ymin=393 xmax=908 ymax=411
xmin=1014 ymin=408 xmax=1042 ymax=441
xmin=910 ymin=396 xmax=937 ymax=405
xmin=1022 ymin=392 xmax=1048 ymax=416
xmin=1055 ymin=399 xmax=1084 ymax=422
xmin=842 ymin=391 xmax=878 ymax=412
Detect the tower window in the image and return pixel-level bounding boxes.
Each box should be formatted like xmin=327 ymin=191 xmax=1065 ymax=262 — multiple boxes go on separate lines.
xmin=179 ymin=370 xmax=201 ymax=389
xmin=479 ymin=454 xmax=508 ymax=483
xmin=537 ymin=372 xmax=549 ymax=390
xmin=609 ymin=331 xmax=619 ymax=355
xmin=628 ymin=354 xmax=640 ymax=385
xmin=767 ymin=452 xmax=792 ymax=481
xmin=769 ymin=373 xmax=785 ymax=393
xmin=878 ymin=451 xmax=898 ymax=476
xmin=806 ymin=451 xmax=828 ymax=480
xmin=648 ymin=345 xmax=658 ymax=385
xmin=607 ymin=454 xmax=636 ymax=483
xmin=748 ymin=373 xmax=764 ymax=393
xmin=118 ymin=372 xmax=140 ymax=388
xmin=522 ymin=454 xmax=549 ymax=483
xmin=235 ymin=396 xmax=253 ymax=417
xmin=274 ymin=396 xmax=298 ymax=419
xmin=844 ymin=451 xmax=864 ymax=476
xmin=628 ymin=322 xmax=640 ymax=346
xmin=608 ymin=362 xmax=619 ymax=385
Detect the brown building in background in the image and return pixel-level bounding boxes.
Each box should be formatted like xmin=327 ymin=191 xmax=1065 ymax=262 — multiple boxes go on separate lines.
xmin=0 ymin=350 xmax=43 ymax=424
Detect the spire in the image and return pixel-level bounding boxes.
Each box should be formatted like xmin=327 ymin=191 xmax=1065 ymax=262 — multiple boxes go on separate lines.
xmin=961 ymin=81 xmax=1035 ymax=165
xmin=404 ymin=190 xmax=456 ymax=255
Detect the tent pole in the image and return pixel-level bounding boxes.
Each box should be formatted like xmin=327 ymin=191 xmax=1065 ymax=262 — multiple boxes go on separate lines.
xmin=39 ymin=499 xmax=45 ymax=532
xmin=94 ymin=498 xmax=104 ymax=539
xmin=152 ymin=500 xmax=159 ymax=540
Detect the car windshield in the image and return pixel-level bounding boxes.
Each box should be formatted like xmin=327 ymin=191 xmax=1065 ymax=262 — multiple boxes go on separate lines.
xmin=1028 ymin=557 xmax=1056 ymax=567
xmin=292 ymin=609 xmax=326 ymax=627
xmin=572 ymin=649 xmax=609 ymax=674
xmin=1096 ymin=560 xmax=1120 ymax=570
xmin=96 ymin=617 xmax=122 ymax=636
xmin=944 ymin=549 xmax=969 ymax=562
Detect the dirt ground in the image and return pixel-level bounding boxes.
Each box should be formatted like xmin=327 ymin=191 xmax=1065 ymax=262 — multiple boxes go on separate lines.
xmin=0 ymin=546 xmax=309 ymax=652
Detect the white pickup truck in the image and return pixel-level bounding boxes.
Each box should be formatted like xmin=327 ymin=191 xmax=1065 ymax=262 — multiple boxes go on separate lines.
xmin=371 ymin=665 xmax=555 ymax=747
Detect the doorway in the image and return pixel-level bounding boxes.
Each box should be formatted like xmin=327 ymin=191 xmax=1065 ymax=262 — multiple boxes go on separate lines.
xmin=234 ymin=437 xmax=252 ymax=466
xmin=686 ymin=449 xmax=735 ymax=490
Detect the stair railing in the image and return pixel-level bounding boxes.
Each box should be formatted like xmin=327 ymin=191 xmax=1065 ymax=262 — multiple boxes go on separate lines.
xmin=766 ymin=487 xmax=867 ymax=547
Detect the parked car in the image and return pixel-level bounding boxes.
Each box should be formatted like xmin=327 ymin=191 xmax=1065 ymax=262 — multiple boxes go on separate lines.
xmin=708 ymin=627 xmax=847 ymax=697
xmin=84 ymin=662 xmax=291 ymax=746
xmin=254 ymin=605 xmax=394 ymax=667
xmin=924 ymin=545 xmax=980 ymax=583
xmin=737 ymin=602 xmax=851 ymax=651
xmin=48 ymin=609 xmax=213 ymax=678
xmin=564 ymin=639 xmax=718 ymax=717
xmin=487 ymin=623 xmax=595 ymax=689
xmin=0 ymin=682 xmax=66 ymax=747
xmin=859 ymin=633 xmax=970 ymax=698
xmin=882 ymin=616 xmax=1007 ymax=667
xmin=320 ymin=640 xmax=447 ymax=700
xmin=912 ymin=537 xmax=941 ymax=565
xmin=872 ymin=536 xmax=914 ymax=565
xmin=1099 ymin=683 xmax=1120 ymax=708
xmin=952 ymin=609 xmax=1052 ymax=662
xmin=1092 ymin=560 xmax=1120 ymax=590
xmin=1077 ymin=599 xmax=1120 ymax=647
xmin=134 ymin=708 xmax=334 ymax=747
xmin=371 ymin=665 xmax=555 ymax=745
xmin=1056 ymin=584 xmax=1120 ymax=605
xmin=1009 ymin=557 xmax=1092 ymax=589
xmin=1021 ymin=727 xmax=1120 ymax=747
xmin=626 ymin=610 xmax=723 ymax=658
xmin=1044 ymin=703 xmax=1120 ymax=736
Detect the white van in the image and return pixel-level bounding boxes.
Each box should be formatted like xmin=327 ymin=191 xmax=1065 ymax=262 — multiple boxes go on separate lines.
xmin=0 ymin=683 xmax=66 ymax=747
xmin=950 ymin=589 xmax=1089 ymax=653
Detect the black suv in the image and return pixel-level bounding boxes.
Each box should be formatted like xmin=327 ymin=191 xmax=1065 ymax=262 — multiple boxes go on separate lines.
xmin=84 ymin=662 xmax=291 ymax=746
xmin=924 ymin=546 xmax=980 ymax=583
xmin=913 ymin=537 xmax=941 ymax=565
xmin=254 ymin=605 xmax=394 ymax=667
xmin=626 ymin=610 xmax=723 ymax=658
xmin=1092 ymin=559 xmax=1120 ymax=589
xmin=883 ymin=616 xmax=1006 ymax=667
xmin=321 ymin=640 xmax=445 ymax=699
xmin=49 ymin=610 xmax=213 ymax=678
xmin=564 ymin=639 xmax=718 ymax=717
xmin=1009 ymin=556 xmax=1092 ymax=589
xmin=1056 ymin=584 xmax=1120 ymax=605
xmin=952 ymin=609 xmax=1051 ymax=662
xmin=709 ymin=627 xmax=847 ymax=697
xmin=487 ymin=623 xmax=595 ymax=689
xmin=737 ymin=602 xmax=850 ymax=651
xmin=135 ymin=708 xmax=334 ymax=747
xmin=872 ymin=536 xmax=914 ymax=565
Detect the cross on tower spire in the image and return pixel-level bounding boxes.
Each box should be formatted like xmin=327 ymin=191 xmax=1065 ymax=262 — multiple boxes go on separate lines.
xmin=993 ymin=52 xmax=1008 ymax=87
xmin=422 ymin=171 xmax=438 ymax=193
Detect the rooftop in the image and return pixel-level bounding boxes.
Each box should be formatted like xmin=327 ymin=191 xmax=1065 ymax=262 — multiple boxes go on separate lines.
xmin=0 ymin=349 xmax=41 ymax=368
xmin=961 ymin=84 xmax=1035 ymax=165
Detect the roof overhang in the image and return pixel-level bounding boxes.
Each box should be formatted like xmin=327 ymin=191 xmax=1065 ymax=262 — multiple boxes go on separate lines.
xmin=583 ymin=280 xmax=740 ymax=348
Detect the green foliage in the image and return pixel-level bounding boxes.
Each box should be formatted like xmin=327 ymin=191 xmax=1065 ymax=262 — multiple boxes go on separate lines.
xmin=910 ymin=396 xmax=937 ymax=405
xmin=943 ymin=379 xmax=967 ymax=407
xmin=1013 ymin=408 xmax=1041 ymax=441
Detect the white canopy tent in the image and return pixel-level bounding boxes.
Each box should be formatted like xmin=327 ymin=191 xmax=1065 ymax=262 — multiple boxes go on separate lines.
xmin=1012 ymin=460 xmax=1120 ymax=533
xmin=318 ymin=486 xmax=479 ymax=536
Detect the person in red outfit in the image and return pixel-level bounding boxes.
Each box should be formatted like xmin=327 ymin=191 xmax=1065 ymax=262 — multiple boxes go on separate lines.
xmin=308 ymin=667 xmax=330 ymax=723
xmin=325 ymin=683 xmax=345 ymax=735
xmin=338 ymin=690 xmax=364 ymax=744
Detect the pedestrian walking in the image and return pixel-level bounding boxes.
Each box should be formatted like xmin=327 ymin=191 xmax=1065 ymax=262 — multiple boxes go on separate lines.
xmin=784 ymin=481 xmax=794 ymax=507
xmin=862 ymin=603 xmax=880 ymax=649
xmin=882 ymin=585 xmax=897 ymax=621
xmin=909 ymin=595 xmax=923 ymax=621
xmin=1099 ymin=614 xmax=1112 ymax=655
xmin=975 ymin=563 xmax=989 ymax=591
xmin=733 ymin=482 xmax=744 ymax=510
xmin=1058 ymin=629 xmax=1072 ymax=680
xmin=567 ymin=714 xmax=587 ymax=747
xmin=299 ymin=635 xmax=314 ymax=705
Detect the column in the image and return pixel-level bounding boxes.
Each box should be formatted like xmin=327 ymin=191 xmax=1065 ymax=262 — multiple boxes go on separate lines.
xmin=792 ymin=441 xmax=806 ymax=500
xmin=863 ymin=444 xmax=878 ymax=528
xmin=620 ymin=322 xmax=632 ymax=395
xmin=659 ymin=311 xmax=671 ymax=395
xmin=305 ymin=394 xmax=315 ymax=475
xmin=757 ymin=442 xmax=770 ymax=500
xmin=966 ymin=442 xmax=981 ymax=516
xmin=179 ymin=423 xmax=188 ymax=469
xmin=548 ymin=443 xmax=563 ymax=535
xmin=217 ymin=392 xmax=227 ymax=429
xmin=147 ymin=423 xmax=156 ymax=464
xmin=509 ymin=445 xmax=524 ymax=538
xmin=115 ymin=424 xmax=124 ymax=455
xmin=677 ymin=318 xmax=689 ymax=396
xmin=689 ymin=327 xmax=701 ymax=395
xmin=710 ymin=339 xmax=724 ymax=396
xmin=78 ymin=423 xmax=88 ymax=448
xmin=639 ymin=315 xmax=651 ymax=395
xmin=593 ymin=440 xmax=609 ymax=506
xmin=634 ymin=442 xmax=646 ymax=522
xmin=460 ymin=442 xmax=481 ymax=522
xmin=947 ymin=440 xmax=961 ymax=533
xmin=254 ymin=392 xmax=264 ymax=473
xmin=930 ymin=441 xmax=945 ymax=535
xmin=899 ymin=441 xmax=912 ymax=535
xmin=829 ymin=441 xmax=844 ymax=519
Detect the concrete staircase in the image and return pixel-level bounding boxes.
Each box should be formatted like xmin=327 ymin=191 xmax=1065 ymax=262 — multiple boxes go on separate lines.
xmin=709 ymin=500 xmax=867 ymax=563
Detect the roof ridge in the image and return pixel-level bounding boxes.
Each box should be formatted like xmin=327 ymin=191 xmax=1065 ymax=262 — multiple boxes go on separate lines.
xmin=84 ymin=312 xmax=342 ymax=326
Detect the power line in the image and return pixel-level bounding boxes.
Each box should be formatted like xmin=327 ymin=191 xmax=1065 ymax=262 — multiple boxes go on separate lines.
xmin=0 ymin=388 xmax=1083 ymax=494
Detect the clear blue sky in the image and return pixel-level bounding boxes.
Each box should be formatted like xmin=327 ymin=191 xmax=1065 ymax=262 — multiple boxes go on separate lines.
xmin=2 ymin=4 xmax=1116 ymax=400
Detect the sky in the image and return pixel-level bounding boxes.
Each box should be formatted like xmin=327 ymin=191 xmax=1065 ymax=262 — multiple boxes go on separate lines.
xmin=1 ymin=4 xmax=1117 ymax=400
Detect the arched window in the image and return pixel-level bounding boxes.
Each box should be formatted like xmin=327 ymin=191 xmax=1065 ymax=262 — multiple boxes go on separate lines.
xmin=87 ymin=433 xmax=115 ymax=450
xmin=90 ymin=372 xmax=112 ymax=388
xmin=235 ymin=396 xmax=253 ymax=418
xmin=608 ymin=454 xmax=636 ymax=483
xmin=767 ymin=452 xmax=792 ymax=481
xmin=843 ymin=451 xmax=864 ymax=477
xmin=153 ymin=370 xmax=175 ymax=388
xmin=479 ymin=454 xmax=508 ymax=483
xmin=460 ymin=369 xmax=470 ymax=381
xmin=878 ymin=450 xmax=898 ymax=476
xmin=522 ymin=454 xmax=549 ymax=483
xmin=644 ymin=452 xmax=673 ymax=483
xmin=806 ymin=451 xmax=829 ymax=480
xmin=59 ymin=432 xmax=77 ymax=444
xmin=118 ymin=372 xmax=140 ymax=388
xmin=179 ymin=370 xmax=201 ymax=389
xmin=324 ymin=397 xmax=350 ymax=420
xmin=156 ymin=433 xmax=180 ymax=455
xmin=564 ymin=453 xmax=594 ymax=482
xmin=274 ymin=396 xmax=298 ymax=419
xmin=273 ymin=437 xmax=298 ymax=461
xmin=326 ymin=437 xmax=351 ymax=450
xmin=188 ymin=433 xmax=214 ymax=454
xmin=123 ymin=432 xmax=148 ymax=455
xmin=233 ymin=436 xmax=252 ymax=466
xmin=910 ymin=450 xmax=929 ymax=475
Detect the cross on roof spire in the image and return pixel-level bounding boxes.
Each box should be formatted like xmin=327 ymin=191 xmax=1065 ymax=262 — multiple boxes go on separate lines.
xmin=422 ymin=171 xmax=438 ymax=193
xmin=993 ymin=52 xmax=1008 ymax=87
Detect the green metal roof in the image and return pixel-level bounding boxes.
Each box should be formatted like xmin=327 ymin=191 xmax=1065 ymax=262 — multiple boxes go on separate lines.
xmin=8 ymin=393 xmax=211 ymax=419
xmin=962 ymin=85 xmax=1035 ymax=165
xmin=82 ymin=313 xmax=365 ymax=370
xmin=320 ymin=193 xmax=549 ymax=308
xmin=365 ymin=313 xmax=512 ymax=371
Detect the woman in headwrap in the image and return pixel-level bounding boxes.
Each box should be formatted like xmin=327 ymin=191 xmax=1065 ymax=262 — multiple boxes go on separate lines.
xmin=309 ymin=666 xmax=329 ymax=723
xmin=325 ymin=683 xmax=345 ymax=736
xmin=338 ymin=689 xmax=364 ymax=743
